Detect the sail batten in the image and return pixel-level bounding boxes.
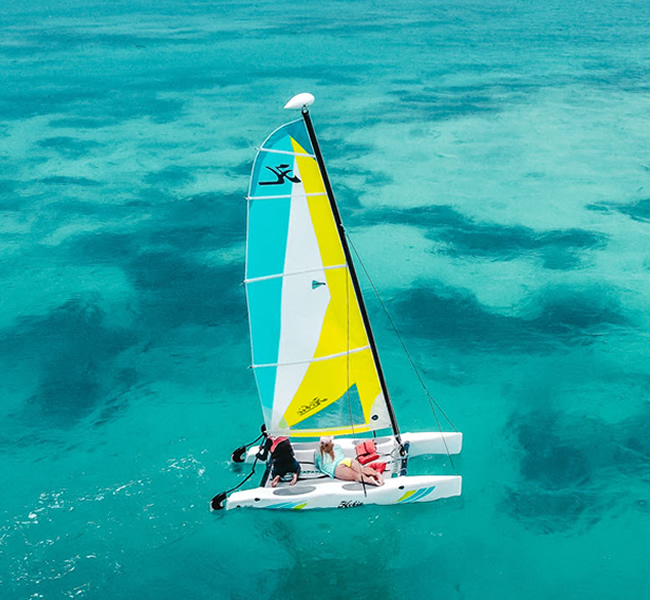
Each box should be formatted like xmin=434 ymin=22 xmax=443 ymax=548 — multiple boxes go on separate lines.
xmin=245 ymin=263 xmax=347 ymax=285
xmin=259 ymin=147 xmax=315 ymax=158
xmin=245 ymin=115 xmax=394 ymax=436
xmin=252 ymin=345 xmax=371 ymax=369
xmin=247 ymin=192 xmax=327 ymax=201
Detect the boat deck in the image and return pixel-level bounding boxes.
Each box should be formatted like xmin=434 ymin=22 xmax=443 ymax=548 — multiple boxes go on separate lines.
xmin=261 ymin=437 xmax=401 ymax=488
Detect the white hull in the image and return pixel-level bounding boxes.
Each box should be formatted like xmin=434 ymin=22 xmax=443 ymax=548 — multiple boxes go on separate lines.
xmin=226 ymin=474 xmax=462 ymax=510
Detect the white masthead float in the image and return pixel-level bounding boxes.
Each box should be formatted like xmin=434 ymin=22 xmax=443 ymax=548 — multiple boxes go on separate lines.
xmin=211 ymin=93 xmax=462 ymax=511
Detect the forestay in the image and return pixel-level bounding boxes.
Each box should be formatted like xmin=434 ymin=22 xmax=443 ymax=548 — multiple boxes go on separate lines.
xmin=245 ymin=119 xmax=391 ymax=437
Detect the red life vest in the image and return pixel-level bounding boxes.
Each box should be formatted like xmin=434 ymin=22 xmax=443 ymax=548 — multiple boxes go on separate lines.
xmin=269 ymin=436 xmax=289 ymax=453
xmin=355 ymin=440 xmax=379 ymax=465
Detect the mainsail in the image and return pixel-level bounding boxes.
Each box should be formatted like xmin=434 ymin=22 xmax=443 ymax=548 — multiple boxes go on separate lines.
xmin=245 ymin=116 xmax=394 ymax=437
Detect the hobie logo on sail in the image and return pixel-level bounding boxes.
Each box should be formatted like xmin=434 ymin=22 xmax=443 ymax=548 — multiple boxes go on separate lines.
xmin=297 ymin=396 xmax=325 ymax=416
xmin=311 ymin=280 xmax=326 ymax=289
xmin=260 ymin=164 xmax=301 ymax=186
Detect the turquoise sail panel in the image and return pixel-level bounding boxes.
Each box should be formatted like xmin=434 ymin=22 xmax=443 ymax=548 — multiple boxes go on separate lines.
xmin=246 ymin=278 xmax=283 ymax=366
xmin=248 ymin=119 xmax=314 ymax=200
xmin=245 ymin=120 xmax=314 ymax=421
xmin=262 ymin=119 xmax=313 ymax=156
xmin=251 ymin=364 xmax=276 ymax=423
xmin=246 ymin=197 xmax=291 ymax=280
xmin=245 ymin=116 xmax=391 ymax=436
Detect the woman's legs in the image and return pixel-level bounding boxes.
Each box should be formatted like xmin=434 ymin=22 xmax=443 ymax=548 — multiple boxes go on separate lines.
xmin=334 ymin=462 xmax=383 ymax=486
xmin=358 ymin=462 xmax=384 ymax=485
xmin=347 ymin=459 xmax=384 ymax=484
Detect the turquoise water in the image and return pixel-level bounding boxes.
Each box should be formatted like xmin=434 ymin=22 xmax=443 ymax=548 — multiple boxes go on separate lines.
xmin=2 ymin=0 xmax=650 ymax=597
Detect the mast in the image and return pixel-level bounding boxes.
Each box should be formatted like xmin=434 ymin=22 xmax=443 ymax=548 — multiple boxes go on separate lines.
xmin=297 ymin=100 xmax=402 ymax=443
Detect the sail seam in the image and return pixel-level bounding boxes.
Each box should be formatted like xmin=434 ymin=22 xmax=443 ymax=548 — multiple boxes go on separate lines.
xmin=245 ymin=264 xmax=346 ymax=284
xmin=258 ymin=147 xmax=315 ymax=158
xmin=252 ymin=346 xmax=370 ymax=369
xmin=247 ymin=192 xmax=327 ymax=201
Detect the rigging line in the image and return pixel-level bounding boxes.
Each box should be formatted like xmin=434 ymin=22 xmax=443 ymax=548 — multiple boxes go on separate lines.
xmin=347 ymin=234 xmax=458 ymax=475
xmin=346 ymin=234 xmax=458 ymax=433
xmin=224 ymin=456 xmax=260 ymax=495
xmin=345 ymin=264 xmax=367 ymax=497
xmin=428 ymin=399 xmax=458 ymax=474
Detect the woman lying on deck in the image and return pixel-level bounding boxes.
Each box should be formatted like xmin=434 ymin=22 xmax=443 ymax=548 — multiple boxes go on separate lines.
xmin=315 ymin=436 xmax=384 ymax=486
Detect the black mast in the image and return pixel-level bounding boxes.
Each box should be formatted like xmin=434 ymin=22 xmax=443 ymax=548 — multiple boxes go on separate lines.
xmin=301 ymin=107 xmax=402 ymax=443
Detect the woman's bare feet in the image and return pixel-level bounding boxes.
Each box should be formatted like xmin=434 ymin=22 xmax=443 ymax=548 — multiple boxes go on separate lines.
xmin=289 ymin=473 xmax=298 ymax=486
xmin=362 ymin=474 xmax=383 ymax=486
xmin=362 ymin=467 xmax=384 ymax=486
xmin=271 ymin=475 xmax=280 ymax=487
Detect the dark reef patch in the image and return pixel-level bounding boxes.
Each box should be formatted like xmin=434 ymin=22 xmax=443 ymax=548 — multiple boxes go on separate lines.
xmin=0 ymin=81 xmax=187 ymax=122
xmin=63 ymin=191 xmax=245 ymax=262
xmin=48 ymin=116 xmax=119 ymax=129
xmin=226 ymin=136 xmax=253 ymax=151
xmin=615 ymin=198 xmax=650 ymax=223
xmin=62 ymin=190 xmax=247 ymax=331
xmin=587 ymin=198 xmax=650 ymax=223
xmin=0 ymin=299 xmax=137 ymax=426
xmin=318 ymin=139 xmax=375 ymax=163
xmin=0 ymin=87 xmax=106 ymax=121
xmin=143 ymin=166 xmax=195 ymax=188
xmin=155 ymin=191 xmax=247 ymax=249
xmin=248 ymin=63 xmax=363 ymax=87
xmin=67 ymin=231 xmax=138 ymax=264
xmin=0 ymin=179 xmax=21 ymax=210
xmin=393 ymin=283 xmax=627 ymax=354
xmin=36 ymin=136 xmax=103 ymax=158
xmin=387 ymin=87 xmax=498 ymax=121
xmin=125 ymin=251 xmax=244 ymax=329
xmin=504 ymin=406 xmax=650 ymax=533
xmin=384 ymin=80 xmax=538 ymax=122
xmin=6 ymin=186 xmax=249 ymax=430
xmin=0 ymin=179 xmax=17 ymax=194
xmin=229 ymin=161 xmax=253 ymax=177
xmin=38 ymin=176 xmax=102 ymax=187
xmin=357 ymin=204 xmax=607 ymax=268
xmin=328 ymin=164 xmax=392 ymax=212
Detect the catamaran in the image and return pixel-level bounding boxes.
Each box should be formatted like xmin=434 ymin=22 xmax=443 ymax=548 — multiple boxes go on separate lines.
xmin=211 ymin=93 xmax=462 ymax=511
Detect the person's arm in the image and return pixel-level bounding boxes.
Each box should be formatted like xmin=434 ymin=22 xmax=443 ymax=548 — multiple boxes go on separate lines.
xmin=256 ymin=437 xmax=272 ymax=461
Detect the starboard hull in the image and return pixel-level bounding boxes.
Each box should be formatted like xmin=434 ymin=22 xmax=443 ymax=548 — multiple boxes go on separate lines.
xmin=225 ymin=475 xmax=462 ymax=510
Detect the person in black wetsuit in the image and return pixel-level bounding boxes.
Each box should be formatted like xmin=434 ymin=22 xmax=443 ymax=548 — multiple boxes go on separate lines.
xmin=259 ymin=436 xmax=301 ymax=487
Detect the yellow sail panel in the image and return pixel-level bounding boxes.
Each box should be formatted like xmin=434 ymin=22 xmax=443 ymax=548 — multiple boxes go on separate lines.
xmin=304 ymin=195 xmax=345 ymax=267
xmin=293 ymin=142 xmax=345 ymax=269
xmin=291 ymin=139 xmax=326 ymax=195
xmin=280 ymin=348 xmax=382 ymax=428
xmin=313 ymin=267 xmax=369 ymax=357
xmin=267 ymin=140 xmax=388 ymax=434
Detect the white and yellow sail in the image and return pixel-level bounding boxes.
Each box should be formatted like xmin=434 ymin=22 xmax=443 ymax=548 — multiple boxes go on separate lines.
xmin=245 ymin=118 xmax=391 ymax=437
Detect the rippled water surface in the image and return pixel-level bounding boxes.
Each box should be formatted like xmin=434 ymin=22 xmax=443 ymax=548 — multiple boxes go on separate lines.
xmin=2 ymin=1 xmax=650 ymax=598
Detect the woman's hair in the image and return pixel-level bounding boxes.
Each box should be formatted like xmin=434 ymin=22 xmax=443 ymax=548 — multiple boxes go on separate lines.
xmin=320 ymin=441 xmax=335 ymax=461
